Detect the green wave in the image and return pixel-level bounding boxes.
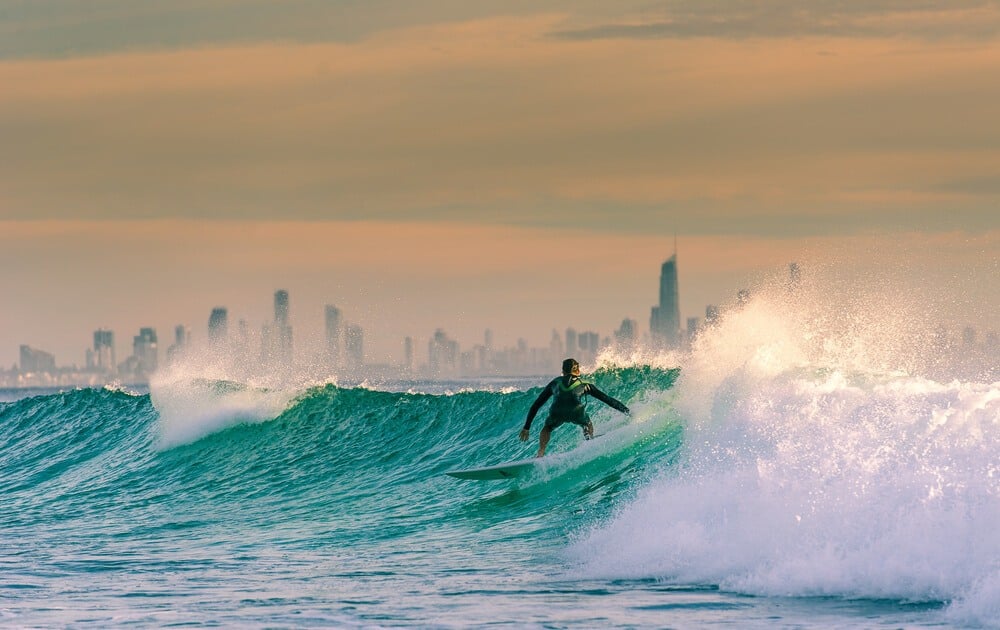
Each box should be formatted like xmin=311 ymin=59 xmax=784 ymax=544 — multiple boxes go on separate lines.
xmin=1 ymin=366 xmax=682 ymax=544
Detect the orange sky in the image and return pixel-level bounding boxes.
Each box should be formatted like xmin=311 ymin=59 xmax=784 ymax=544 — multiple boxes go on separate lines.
xmin=2 ymin=220 xmax=996 ymax=367
xmin=1 ymin=3 xmax=998 ymax=367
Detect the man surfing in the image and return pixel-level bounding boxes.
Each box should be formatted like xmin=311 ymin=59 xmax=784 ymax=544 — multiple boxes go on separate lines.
xmin=519 ymin=358 xmax=630 ymax=457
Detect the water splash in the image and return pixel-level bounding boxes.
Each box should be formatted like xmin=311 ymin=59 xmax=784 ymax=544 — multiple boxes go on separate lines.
xmin=569 ymin=264 xmax=1000 ymax=626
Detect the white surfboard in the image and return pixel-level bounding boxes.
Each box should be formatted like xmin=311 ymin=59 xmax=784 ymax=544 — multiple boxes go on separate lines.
xmin=445 ymin=456 xmax=540 ymax=480
xmin=445 ymin=433 xmax=611 ymax=481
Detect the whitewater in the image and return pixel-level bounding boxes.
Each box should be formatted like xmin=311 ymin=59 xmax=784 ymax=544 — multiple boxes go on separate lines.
xmin=2 ymin=272 xmax=998 ymax=628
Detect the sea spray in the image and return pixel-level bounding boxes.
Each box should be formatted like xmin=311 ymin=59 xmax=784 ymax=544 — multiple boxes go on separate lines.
xmin=568 ymin=265 xmax=1000 ymax=626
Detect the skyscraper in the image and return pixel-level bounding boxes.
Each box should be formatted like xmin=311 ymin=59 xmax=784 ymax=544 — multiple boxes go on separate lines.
xmin=403 ymin=336 xmax=414 ymax=373
xmin=274 ymin=290 xmax=293 ymax=365
xmin=274 ymin=290 xmax=289 ymax=325
xmin=19 ymin=345 xmax=55 ymax=373
xmin=650 ymin=254 xmax=681 ymax=348
xmin=565 ymin=328 xmax=578 ymax=357
xmin=345 ymin=324 xmax=364 ymax=369
xmin=428 ymin=329 xmax=459 ymax=377
xmin=325 ymin=304 xmax=342 ymax=367
xmin=208 ymin=307 xmax=228 ymax=349
xmin=133 ymin=328 xmax=158 ymax=377
xmin=615 ymin=318 xmax=637 ymax=348
xmin=93 ymin=329 xmax=115 ymax=374
xmin=168 ymin=325 xmax=190 ymax=363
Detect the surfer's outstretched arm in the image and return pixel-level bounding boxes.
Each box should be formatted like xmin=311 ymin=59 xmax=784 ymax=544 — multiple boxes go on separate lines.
xmin=519 ymin=385 xmax=553 ymax=441
xmin=587 ymin=385 xmax=630 ymax=415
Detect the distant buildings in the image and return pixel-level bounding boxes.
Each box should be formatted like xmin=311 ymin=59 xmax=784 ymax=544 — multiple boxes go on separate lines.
xmin=345 ymin=324 xmax=364 ymax=369
xmin=10 ymin=255 xmax=995 ymax=388
xmin=403 ymin=336 xmax=414 ymax=373
xmin=133 ymin=328 xmax=159 ymax=378
xmin=167 ymin=325 xmax=190 ymax=363
xmin=92 ymin=329 xmax=115 ymax=374
xmin=273 ymin=290 xmax=293 ymax=365
xmin=615 ymin=318 xmax=637 ymax=349
xmin=428 ymin=329 xmax=459 ymax=377
xmin=208 ymin=307 xmax=228 ymax=350
xmin=325 ymin=305 xmax=342 ymax=367
xmin=650 ymin=254 xmax=681 ymax=348
xmin=19 ymin=345 xmax=55 ymax=373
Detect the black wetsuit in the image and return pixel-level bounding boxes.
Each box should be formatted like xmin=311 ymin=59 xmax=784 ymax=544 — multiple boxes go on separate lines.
xmin=523 ymin=375 xmax=630 ymax=432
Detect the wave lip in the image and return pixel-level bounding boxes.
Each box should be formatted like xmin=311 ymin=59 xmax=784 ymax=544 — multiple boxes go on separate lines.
xmin=569 ymin=271 xmax=1000 ymax=626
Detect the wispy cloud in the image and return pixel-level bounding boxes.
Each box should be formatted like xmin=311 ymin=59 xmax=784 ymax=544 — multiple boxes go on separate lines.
xmin=552 ymin=1 xmax=1000 ymax=41
xmin=1 ymin=9 xmax=998 ymax=236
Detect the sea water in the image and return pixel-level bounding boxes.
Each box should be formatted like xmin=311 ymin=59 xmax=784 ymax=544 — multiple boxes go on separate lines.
xmin=2 ymin=275 xmax=998 ymax=628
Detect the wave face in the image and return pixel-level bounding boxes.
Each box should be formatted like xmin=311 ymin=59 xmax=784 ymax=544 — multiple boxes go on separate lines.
xmin=0 ymin=368 xmax=684 ymax=626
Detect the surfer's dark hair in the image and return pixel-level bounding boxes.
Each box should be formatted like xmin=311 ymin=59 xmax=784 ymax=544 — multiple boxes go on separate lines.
xmin=562 ymin=358 xmax=579 ymax=374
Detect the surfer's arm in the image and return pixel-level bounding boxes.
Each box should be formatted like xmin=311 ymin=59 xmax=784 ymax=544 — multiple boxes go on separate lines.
xmin=522 ymin=387 xmax=553 ymax=431
xmin=587 ymin=385 xmax=630 ymax=415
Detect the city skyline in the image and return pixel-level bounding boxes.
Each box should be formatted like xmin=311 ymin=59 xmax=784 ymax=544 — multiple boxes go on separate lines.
xmin=5 ymin=248 xmax=998 ymax=387
xmin=2 ymin=2 xmax=998 ymax=374
xmin=3 ymin=250 xmax=722 ymax=379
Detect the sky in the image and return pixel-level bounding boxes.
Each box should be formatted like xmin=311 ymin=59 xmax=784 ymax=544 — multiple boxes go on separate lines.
xmin=1 ymin=1 xmax=998 ymax=369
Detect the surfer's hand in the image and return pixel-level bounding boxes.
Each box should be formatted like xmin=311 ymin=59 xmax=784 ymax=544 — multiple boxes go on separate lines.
xmin=519 ymin=428 xmax=530 ymax=442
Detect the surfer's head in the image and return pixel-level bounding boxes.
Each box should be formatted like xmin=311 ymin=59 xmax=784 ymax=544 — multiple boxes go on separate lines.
xmin=561 ymin=358 xmax=580 ymax=376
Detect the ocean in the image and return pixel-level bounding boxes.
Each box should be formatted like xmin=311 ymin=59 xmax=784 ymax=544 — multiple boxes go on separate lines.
xmin=2 ymin=286 xmax=998 ymax=628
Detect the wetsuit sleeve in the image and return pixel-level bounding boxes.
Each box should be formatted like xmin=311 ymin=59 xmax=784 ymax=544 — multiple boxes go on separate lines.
xmin=523 ymin=383 xmax=554 ymax=430
xmin=586 ymin=384 xmax=630 ymax=415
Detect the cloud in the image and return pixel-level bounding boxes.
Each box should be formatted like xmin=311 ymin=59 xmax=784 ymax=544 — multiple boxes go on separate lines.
xmin=935 ymin=175 xmax=1000 ymax=196
xmin=552 ymin=1 xmax=1000 ymax=41
xmin=1 ymin=14 xmax=999 ymax=235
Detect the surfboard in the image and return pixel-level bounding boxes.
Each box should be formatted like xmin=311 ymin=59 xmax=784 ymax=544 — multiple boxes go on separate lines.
xmin=445 ymin=457 xmax=539 ymax=480
xmin=445 ymin=432 xmax=611 ymax=481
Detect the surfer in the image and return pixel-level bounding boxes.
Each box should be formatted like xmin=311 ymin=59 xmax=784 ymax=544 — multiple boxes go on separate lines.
xmin=519 ymin=358 xmax=630 ymax=457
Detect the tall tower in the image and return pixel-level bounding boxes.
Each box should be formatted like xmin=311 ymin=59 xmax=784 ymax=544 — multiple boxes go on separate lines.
xmin=274 ymin=290 xmax=293 ymax=365
xmin=274 ymin=290 xmax=289 ymax=325
xmin=325 ymin=304 xmax=342 ymax=367
xmin=208 ymin=308 xmax=228 ymax=350
xmin=93 ymin=329 xmax=116 ymax=374
xmin=133 ymin=328 xmax=158 ymax=377
xmin=403 ymin=336 xmax=414 ymax=373
xmin=345 ymin=324 xmax=364 ymax=369
xmin=650 ymin=253 xmax=681 ymax=348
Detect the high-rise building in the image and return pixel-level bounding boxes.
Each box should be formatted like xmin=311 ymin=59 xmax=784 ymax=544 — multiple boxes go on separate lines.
xmin=345 ymin=324 xmax=364 ymax=369
xmin=19 ymin=345 xmax=55 ymax=373
xmin=650 ymin=254 xmax=681 ymax=348
xmin=428 ymin=329 xmax=459 ymax=377
xmin=274 ymin=290 xmax=293 ymax=365
xmin=705 ymin=305 xmax=720 ymax=326
xmin=615 ymin=318 xmax=637 ymax=347
xmin=133 ymin=328 xmax=158 ymax=377
xmin=577 ymin=331 xmax=600 ymax=358
xmin=93 ymin=329 xmax=115 ymax=373
xmin=168 ymin=325 xmax=190 ymax=363
xmin=325 ymin=305 xmax=342 ymax=366
xmin=565 ymin=328 xmax=578 ymax=357
xmin=686 ymin=316 xmax=701 ymax=345
xmin=274 ymin=290 xmax=289 ymax=325
xmin=549 ymin=329 xmax=564 ymax=359
xmin=403 ymin=336 xmax=414 ymax=372
xmin=208 ymin=308 xmax=228 ymax=348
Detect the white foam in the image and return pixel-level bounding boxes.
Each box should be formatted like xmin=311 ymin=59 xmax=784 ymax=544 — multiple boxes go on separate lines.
xmin=148 ymin=351 xmax=331 ymax=448
xmin=568 ymin=267 xmax=1000 ymax=626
